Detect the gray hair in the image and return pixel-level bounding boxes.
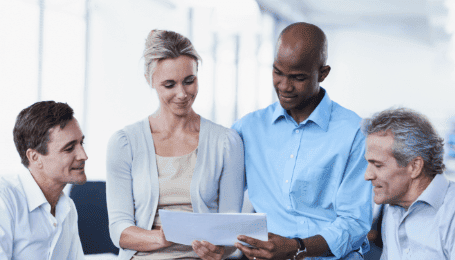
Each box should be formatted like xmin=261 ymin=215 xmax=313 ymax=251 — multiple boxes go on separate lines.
xmin=361 ymin=107 xmax=445 ymax=176
xmin=143 ymin=30 xmax=202 ymax=85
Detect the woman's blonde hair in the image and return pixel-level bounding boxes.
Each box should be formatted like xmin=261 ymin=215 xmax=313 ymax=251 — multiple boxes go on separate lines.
xmin=143 ymin=30 xmax=201 ymax=85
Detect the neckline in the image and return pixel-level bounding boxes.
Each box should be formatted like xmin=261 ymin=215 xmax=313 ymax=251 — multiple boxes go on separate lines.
xmin=155 ymin=148 xmax=198 ymax=159
xmin=147 ymin=115 xmax=202 ymax=158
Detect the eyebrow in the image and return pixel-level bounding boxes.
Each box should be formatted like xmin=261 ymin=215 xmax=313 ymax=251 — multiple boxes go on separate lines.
xmin=366 ymin=159 xmax=382 ymax=164
xmin=161 ymin=80 xmax=176 ymax=85
xmin=60 ymin=136 xmax=85 ymax=152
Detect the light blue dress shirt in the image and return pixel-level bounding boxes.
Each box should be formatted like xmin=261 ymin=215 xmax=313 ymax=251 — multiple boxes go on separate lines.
xmin=381 ymin=173 xmax=455 ymax=260
xmin=0 ymin=170 xmax=84 ymax=260
xmin=232 ymin=89 xmax=372 ymax=259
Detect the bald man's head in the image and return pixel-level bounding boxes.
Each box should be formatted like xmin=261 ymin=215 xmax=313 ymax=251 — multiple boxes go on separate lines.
xmin=272 ymin=22 xmax=331 ymax=122
xmin=276 ymin=22 xmax=328 ymax=68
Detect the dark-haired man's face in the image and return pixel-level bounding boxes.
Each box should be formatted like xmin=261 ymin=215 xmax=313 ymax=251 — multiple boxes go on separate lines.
xmin=40 ymin=118 xmax=88 ymax=185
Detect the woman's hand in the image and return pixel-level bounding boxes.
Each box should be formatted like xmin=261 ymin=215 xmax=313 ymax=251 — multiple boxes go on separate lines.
xmin=157 ymin=227 xmax=174 ymax=248
xmin=192 ymin=240 xmax=226 ymax=260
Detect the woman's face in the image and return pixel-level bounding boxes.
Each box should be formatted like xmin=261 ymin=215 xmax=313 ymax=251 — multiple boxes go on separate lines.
xmin=151 ymin=55 xmax=198 ymax=116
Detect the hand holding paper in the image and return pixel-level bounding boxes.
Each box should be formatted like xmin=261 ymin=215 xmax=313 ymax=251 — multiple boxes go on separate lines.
xmin=159 ymin=210 xmax=268 ymax=246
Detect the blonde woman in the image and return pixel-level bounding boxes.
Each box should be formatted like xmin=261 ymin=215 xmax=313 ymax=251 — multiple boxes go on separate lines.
xmin=106 ymin=30 xmax=245 ymax=260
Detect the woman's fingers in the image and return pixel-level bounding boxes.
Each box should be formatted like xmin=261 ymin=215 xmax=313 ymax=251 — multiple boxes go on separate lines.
xmin=192 ymin=240 xmax=225 ymax=260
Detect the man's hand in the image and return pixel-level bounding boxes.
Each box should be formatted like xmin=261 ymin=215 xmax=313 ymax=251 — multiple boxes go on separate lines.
xmin=234 ymin=232 xmax=299 ymax=260
xmin=192 ymin=240 xmax=226 ymax=260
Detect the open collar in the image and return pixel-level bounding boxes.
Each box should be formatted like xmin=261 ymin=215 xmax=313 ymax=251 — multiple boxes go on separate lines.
xmin=19 ymin=170 xmax=48 ymax=212
xmin=414 ymin=174 xmax=449 ymax=211
xmin=271 ymin=87 xmax=332 ymax=131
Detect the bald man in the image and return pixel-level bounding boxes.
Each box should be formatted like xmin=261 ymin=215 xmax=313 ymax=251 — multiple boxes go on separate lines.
xmin=232 ymin=22 xmax=372 ymax=259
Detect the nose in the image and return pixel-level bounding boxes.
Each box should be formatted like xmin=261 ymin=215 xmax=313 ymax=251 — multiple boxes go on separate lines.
xmin=277 ymin=76 xmax=293 ymax=92
xmin=364 ymin=164 xmax=375 ymax=181
xmin=176 ymin=84 xmax=188 ymax=99
xmin=77 ymin=145 xmax=88 ymax=161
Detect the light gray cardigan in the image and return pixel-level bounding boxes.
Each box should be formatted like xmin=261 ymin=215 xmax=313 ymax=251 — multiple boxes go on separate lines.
xmin=106 ymin=117 xmax=245 ymax=260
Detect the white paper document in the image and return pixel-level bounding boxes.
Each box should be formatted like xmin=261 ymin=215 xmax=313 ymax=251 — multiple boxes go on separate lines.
xmin=159 ymin=209 xmax=268 ymax=246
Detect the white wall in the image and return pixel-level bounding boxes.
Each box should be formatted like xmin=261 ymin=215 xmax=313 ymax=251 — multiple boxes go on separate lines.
xmin=323 ymin=26 xmax=455 ymax=136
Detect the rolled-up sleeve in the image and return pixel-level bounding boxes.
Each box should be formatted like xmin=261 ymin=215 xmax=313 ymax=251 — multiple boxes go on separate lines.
xmin=218 ymin=129 xmax=245 ymax=213
xmin=318 ymin=129 xmax=372 ymax=258
xmin=106 ymin=130 xmax=136 ymax=248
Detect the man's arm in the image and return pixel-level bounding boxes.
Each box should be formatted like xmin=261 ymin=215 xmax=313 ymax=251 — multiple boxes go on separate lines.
xmin=317 ymin=129 xmax=372 ymax=258
xmin=0 ymin=192 xmax=14 ymax=260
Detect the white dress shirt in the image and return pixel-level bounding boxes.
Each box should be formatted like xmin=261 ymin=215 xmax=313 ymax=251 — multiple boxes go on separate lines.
xmin=0 ymin=170 xmax=84 ymax=260
xmin=381 ymin=174 xmax=455 ymax=260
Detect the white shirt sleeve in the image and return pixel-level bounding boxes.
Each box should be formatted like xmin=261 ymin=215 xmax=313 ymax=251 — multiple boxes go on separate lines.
xmin=68 ymin=199 xmax=85 ymax=260
xmin=0 ymin=192 xmax=14 ymax=260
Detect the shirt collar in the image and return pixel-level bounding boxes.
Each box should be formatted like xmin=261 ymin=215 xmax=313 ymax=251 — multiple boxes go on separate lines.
xmin=19 ymin=170 xmax=48 ymax=212
xmin=271 ymin=87 xmax=332 ymax=131
xmin=414 ymin=174 xmax=449 ymax=211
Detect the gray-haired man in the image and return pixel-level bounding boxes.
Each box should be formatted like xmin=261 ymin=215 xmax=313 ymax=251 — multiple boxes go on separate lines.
xmin=362 ymin=108 xmax=455 ymax=259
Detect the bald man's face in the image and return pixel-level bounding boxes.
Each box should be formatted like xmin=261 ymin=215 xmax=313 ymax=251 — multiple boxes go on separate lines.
xmin=273 ymin=38 xmax=326 ymax=112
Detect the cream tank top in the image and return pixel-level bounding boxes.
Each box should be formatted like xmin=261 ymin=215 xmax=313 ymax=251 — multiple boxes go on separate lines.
xmin=132 ymin=149 xmax=200 ymax=260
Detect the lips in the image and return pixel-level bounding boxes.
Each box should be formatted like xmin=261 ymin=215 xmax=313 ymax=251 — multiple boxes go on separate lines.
xmin=174 ymin=99 xmax=191 ymax=106
xmin=279 ymin=93 xmax=297 ymax=102
xmin=71 ymin=165 xmax=85 ymax=171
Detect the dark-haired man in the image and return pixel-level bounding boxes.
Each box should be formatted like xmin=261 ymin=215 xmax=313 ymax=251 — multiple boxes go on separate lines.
xmin=362 ymin=108 xmax=455 ymax=259
xmin=0 ymin=101 xmax=87 ymax=259
xmin=233 ymin=22 xmax=371 ymax=259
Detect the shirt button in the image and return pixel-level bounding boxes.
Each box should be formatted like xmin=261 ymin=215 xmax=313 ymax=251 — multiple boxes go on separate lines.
xmin=290 ymin=154 xmax=294 ymax=158
xmin=295 ymin=130 xmax=299 ymax=133
xmin=285 ymin=180 xmax=289 ymax=183
xmin=53 ymin=223 xmax=57 ymax=227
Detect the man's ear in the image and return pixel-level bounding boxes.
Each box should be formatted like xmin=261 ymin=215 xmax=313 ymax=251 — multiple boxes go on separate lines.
xmin=26 ymin=148 xmax=43 ymax=169
xmin=318 ymin=65 xmax=331 ymax=82
xmin=408 ymin=156 xmax=425 ymax=179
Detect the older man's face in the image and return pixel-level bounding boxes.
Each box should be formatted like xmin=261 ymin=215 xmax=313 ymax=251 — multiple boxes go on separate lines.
xmin=364 ymin=132 xmax=413 ymax=206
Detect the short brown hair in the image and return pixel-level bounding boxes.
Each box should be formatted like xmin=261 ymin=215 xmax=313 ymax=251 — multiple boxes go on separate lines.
xmin=13 ymin=101 xmax=74 ymax=167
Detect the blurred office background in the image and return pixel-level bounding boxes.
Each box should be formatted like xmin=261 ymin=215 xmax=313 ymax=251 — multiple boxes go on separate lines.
xmin=1 ymin=0 xmax=455 ymax=258
xmin=2 ymin=0 xmax=455 ymax=180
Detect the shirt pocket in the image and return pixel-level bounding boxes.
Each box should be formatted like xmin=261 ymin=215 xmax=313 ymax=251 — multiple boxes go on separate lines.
xmin=289 ymin=167 xmax=336 ymax=212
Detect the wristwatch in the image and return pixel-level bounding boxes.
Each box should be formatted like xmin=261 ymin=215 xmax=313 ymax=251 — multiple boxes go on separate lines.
xmin=292 ymin=237 xmax=306 ymax=260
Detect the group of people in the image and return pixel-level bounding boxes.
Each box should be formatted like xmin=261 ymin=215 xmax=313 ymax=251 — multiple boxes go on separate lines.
xmin=1 ymin=22 xmax=454 ymax=260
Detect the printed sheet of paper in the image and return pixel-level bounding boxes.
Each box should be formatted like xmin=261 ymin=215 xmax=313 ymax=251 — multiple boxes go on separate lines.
xmin=159 ymin=209 xmax=268 ymax=246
